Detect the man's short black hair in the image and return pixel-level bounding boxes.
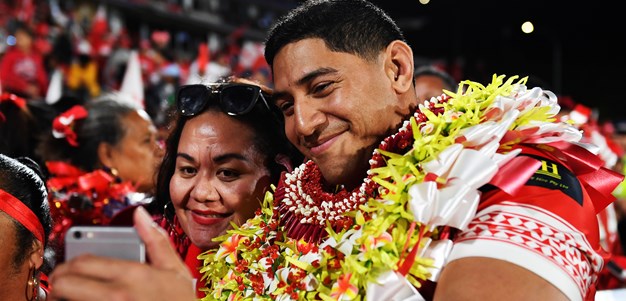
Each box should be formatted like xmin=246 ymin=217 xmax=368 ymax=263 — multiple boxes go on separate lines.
xmin=264 ymin=0 xmax=406 ymax=67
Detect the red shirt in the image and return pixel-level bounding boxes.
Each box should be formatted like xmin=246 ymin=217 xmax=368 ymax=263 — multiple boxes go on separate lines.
xmin=0 ymin=46 xmax=48 ymax=98
xmin=184 ymin=243 xmax=206 ymax=298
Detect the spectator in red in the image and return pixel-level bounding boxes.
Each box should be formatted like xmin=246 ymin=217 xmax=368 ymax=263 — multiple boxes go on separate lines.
xmin=0 ymin=21 xmax=48 ymax=100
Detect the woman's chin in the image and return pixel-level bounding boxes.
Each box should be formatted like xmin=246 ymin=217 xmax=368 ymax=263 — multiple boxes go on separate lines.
xmin=193 ymin=239 xmax=220 ymax=251
xmin=188 ymin=229 xmax=225 ymax=251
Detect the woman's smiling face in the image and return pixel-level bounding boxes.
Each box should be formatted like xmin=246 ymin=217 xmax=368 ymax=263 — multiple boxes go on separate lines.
xmin=169 ymin=110 xmax=271 ymax=250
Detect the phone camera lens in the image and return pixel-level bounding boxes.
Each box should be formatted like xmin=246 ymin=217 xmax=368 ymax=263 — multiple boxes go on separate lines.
xmin=73 ymin=231 xmax=82 ymax=239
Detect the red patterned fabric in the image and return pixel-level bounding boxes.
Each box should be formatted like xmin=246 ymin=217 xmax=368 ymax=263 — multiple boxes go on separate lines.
xmin=456 ymin=202 xmax=601 ymax=300
xmin=449 ymin=145 xmax=610 ymax=301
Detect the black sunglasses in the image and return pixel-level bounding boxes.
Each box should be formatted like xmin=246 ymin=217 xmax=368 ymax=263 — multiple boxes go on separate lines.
xmin=176 ymin=83 xmax=273 ymax=117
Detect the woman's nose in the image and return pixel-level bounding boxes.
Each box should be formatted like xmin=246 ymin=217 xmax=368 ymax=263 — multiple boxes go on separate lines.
xmin=189 ymin=177 xmax=220 ymax=203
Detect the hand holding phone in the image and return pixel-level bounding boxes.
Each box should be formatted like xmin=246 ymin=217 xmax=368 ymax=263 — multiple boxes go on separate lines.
xmin=50 ymin=207 xmax=195 ymax=301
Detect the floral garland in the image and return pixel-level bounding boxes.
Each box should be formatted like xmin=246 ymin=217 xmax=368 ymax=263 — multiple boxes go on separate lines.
xmin=199 ymin=74 xmax=584 ymax=300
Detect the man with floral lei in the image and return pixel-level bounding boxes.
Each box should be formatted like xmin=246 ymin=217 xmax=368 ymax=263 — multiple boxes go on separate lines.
xmin=44 ymin=1 xmax=624 ymax=300
xmin=195 ymin=1 xmax=624 ymax=301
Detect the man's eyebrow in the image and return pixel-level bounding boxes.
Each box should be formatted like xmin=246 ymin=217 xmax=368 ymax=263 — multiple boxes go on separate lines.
xmin=296 ymin=67 xmax=338 ymax=86
xmin=273 ymin=67 xmax=338 ymax=100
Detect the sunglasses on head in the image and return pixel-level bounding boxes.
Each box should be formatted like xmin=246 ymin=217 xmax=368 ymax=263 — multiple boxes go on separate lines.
xmin=176 ymin=83 xmax=273 ymax=117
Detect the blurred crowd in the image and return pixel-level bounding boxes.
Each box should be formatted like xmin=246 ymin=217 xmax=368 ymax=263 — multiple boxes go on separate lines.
xmin=0 ymin=0 xmax=273 ymax=130
xmin=1 ymin=0 xmax=626 ymax=295
xmin=0 ymin=0 xmax=275 ymax=270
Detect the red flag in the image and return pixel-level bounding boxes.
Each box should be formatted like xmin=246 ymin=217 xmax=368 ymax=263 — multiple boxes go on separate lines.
xmin=197 ymin=43 xmax=210 ymax=75
xmin=89 ymin=4 xmax=108 ymax=57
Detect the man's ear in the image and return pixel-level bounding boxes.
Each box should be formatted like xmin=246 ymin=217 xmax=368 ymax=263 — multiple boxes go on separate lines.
xmin=384 ymin=40 xmax=414 ymax=94
xmin=29 ymin=239 xmax=44 ymax=270
xmin=97 ymin=142 xmax=114 ymax=169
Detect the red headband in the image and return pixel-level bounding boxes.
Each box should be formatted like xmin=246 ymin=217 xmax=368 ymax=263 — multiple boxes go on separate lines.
xmin=0 ymin=189 xmax=45 ymax=243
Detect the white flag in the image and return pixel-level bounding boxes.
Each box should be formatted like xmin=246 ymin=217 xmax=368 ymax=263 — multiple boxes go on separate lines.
xmin=119 ymin=50 xmax=144 ymax=109
xmin=45 ymin=68 xmax=64 ymax=104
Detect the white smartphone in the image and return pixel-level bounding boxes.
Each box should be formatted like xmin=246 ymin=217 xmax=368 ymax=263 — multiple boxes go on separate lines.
xmin=65 ymin=226 xmax=146 ymax=263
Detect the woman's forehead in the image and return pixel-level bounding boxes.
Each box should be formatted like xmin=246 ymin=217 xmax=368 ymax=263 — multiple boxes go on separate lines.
xmin=182 ymin=112 xmax=256 ymax=146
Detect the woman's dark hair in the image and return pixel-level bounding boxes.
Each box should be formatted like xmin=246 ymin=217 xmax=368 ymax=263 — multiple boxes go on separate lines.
xmin=36 ymin=95 xmax=139 ymax=171
xmin=265 ymin=0 xmax=405 ymax=67
xmin=0 ymin=154 xmax=53 ymax=273
xmin=149 ymin=79 xmax=303 ymax=219
xmin=0 ymin=100 xmax=43 ymax=164
xmin=8 ymin=20 xmax=34 ymax=37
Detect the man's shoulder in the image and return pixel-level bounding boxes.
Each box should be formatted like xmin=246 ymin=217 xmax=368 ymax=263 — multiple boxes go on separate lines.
xmin=516 ymin=150 xmax=585 ymax=206
xmin=478 ymin=143 xmax=592 ymax=215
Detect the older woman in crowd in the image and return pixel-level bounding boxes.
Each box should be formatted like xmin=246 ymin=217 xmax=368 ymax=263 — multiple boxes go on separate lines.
xmin=0 ymin=154 xmax=53 ymax=301
xmin=36 ymin=94 xmax=162 ymax=264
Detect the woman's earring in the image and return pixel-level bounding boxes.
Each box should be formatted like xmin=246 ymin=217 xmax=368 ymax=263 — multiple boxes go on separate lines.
xmin=164 ymin=201 xmax=175 ymax=220
xmin=103 ymin=165 xmax=120 ymax=178
xmin=25 ymin=266 xmax=39 ymax=301
xmin=110 ymin=167 xmax=119 ymax=177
